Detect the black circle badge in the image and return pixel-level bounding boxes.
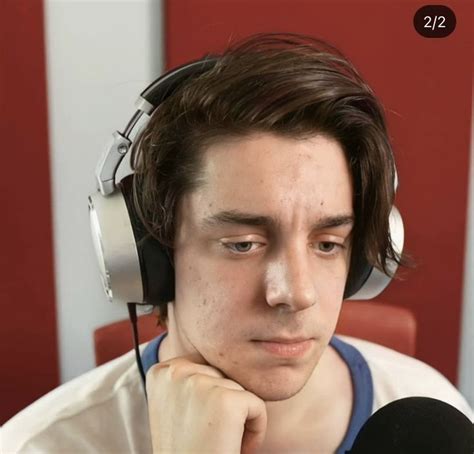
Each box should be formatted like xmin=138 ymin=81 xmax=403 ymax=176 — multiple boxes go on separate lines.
xmin=414 ymin=5 xmax=456 ymax=38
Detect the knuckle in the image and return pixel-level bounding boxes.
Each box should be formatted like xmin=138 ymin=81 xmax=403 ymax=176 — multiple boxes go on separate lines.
xmin=146 ymin=359 xmax=187 ymax=382
xmin=167 ymin=362 xmax=183 ymax=380
xmin=146 ymin=363 xmax=167 ymax=381
xmin=209 ymin=386 xmax=237 ymax=411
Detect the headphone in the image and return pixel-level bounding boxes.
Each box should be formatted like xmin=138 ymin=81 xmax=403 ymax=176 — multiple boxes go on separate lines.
xmin=88 ymin=57 xmax=405 ymax=311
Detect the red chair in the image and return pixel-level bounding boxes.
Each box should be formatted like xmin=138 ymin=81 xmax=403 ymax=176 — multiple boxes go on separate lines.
xmin=94 ymin=314 xmax=166 ymax=367
xmin=93 ymin=301 xmax=416 ymax=366
xmin=335 ymin=301 xmax=417 ymax=356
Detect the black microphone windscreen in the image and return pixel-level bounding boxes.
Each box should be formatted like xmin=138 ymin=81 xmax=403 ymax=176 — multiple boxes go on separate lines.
xmin=347 ymin=396 xmax=473 ymax=454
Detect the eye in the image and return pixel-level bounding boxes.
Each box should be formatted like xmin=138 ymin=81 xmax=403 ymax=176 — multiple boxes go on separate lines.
xmin=228 ymin=242 xmax=253 ymax=253
xmin=317 ymin=241 xmax=344 ymax=255
xmin=319 ymin=242 xmax=336 ymax=253
xmin=223 ymin=241 xmax=259 ymax=254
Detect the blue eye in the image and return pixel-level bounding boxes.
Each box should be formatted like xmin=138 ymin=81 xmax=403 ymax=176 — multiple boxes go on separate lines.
xmin=228 ymin=242 xmax=254 ymax=253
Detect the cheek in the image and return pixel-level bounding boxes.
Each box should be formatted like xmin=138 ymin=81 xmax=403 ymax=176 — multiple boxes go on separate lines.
xmin=316 ymin=265 xmax=347 ymax=326
xmin=322 ymin=266 xmax=348 ymax=301
xmin=174 ymin=253 xmax=255 ymax=338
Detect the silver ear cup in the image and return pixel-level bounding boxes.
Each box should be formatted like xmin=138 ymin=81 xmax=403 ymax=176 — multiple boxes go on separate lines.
xmin=348 ymin=205 xmax=405 ymax=300
xmin=88 ymin=191 xmax=143 ymax=304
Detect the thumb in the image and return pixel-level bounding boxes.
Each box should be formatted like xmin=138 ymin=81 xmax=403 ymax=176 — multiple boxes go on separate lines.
xmin=241 ymin=392 xmax=268 ymax=454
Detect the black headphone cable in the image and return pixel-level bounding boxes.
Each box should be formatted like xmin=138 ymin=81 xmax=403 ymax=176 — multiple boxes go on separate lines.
xmin=127 ymin=302 xmax=147 ymax=398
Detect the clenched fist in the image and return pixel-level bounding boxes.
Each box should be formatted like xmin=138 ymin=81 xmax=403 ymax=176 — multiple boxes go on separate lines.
xmin=146 ymin=354 xmax=268 ymax=453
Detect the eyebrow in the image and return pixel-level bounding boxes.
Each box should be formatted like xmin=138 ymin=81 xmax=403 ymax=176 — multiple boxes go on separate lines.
xmin=201 ymin=210 xmax=354 ymax=231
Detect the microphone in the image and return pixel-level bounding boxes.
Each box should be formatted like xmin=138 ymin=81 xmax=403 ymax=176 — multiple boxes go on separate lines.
xmin=347 ymin=397 xmax=474 ymax=454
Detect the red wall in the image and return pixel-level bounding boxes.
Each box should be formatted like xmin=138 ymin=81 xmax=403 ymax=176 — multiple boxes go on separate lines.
xmin=165 ymin=0 xmax=473 ymax=384
xmin=0 ymin=0 xmax=59 ymax=424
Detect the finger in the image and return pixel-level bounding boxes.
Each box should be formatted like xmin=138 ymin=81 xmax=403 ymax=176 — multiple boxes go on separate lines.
xmin=146 ymin=356 xmax=226 ymax=385
xmin=160 ymin=351 xmax=211 ymax=367
xmin=239 ymin=391 xmax=268 ymax=454
xmin=187 ymin=372 xmax=246 ymax=393
xmin=203 ymin=387 xmax=267 ymax=454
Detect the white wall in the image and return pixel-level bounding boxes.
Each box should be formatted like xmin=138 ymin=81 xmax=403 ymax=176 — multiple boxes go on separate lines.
xmin=458 ymin=95 xmax=474 ymax=408
xmin=44 ymin=0 xmax=163 ymax=383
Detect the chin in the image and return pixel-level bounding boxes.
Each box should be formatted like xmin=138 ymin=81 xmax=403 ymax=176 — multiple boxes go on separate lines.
xmin=247 ymin=377 xmax=308 ymax=402
xmin=229 ymin=367 xmax=312 ymax=402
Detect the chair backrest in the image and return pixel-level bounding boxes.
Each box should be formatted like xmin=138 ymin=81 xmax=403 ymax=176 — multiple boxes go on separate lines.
xmin=335 ymin=300 xmax=417 ymax=356
xmin=94 ymin=314 xmax=166 ymax=367
xmin=93 ymin=301 xmax=417 ymax=366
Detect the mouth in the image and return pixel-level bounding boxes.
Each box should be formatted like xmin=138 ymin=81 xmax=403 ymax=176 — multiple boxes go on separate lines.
xmin=252 ymin=337 xmax=314 ymax=358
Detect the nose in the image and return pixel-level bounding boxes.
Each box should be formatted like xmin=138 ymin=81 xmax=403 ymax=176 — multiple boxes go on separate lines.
xmin=265 ymin=243 xmax=317 ymax=311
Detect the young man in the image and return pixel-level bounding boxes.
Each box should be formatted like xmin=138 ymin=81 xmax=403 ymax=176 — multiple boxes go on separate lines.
xmin=3 ymin=34 xmax=473 ymax=453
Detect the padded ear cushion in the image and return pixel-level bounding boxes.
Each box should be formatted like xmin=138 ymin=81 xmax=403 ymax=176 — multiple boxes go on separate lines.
xmin=119 ymin=175 xmax=175 ymax=305
xmin=343 ymin=248 xmax=372 ymax=299
xmin=346 ymin=206 xmax=404 ymax=301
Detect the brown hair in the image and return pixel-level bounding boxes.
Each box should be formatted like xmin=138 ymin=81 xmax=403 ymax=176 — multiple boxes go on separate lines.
xmin=130 ymin=33 xmax=410 ymax=322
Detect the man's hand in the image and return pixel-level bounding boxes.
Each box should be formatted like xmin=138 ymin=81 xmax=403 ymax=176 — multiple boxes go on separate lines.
xmin=146 ymin=354 xmax=267 ymax=454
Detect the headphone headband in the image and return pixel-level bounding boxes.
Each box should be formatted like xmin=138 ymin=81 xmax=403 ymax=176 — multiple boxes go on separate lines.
xmin=139 ymin=58 xmax=218 ymax=114
xmin=95 ymin=58 xmax=218 ymax=196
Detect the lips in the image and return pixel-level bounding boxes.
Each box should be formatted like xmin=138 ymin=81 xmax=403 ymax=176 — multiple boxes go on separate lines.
xmin=258 ymin=337 xmax=311 ymax=343
xmin=253 ymin=337 xmax=314 ymax=358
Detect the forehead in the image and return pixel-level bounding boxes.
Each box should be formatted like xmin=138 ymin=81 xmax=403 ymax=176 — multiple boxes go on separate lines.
xmin=180 ymin=133 xmax=353 ymax=229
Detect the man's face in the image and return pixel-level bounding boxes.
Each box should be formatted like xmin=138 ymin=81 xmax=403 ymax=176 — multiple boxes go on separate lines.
xmin=171 ymin=132 xmax=353 ymax=401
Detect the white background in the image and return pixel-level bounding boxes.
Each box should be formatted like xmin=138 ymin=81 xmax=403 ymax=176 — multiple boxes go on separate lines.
xmin=44 ymin=0 xmax=163 ymax=382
